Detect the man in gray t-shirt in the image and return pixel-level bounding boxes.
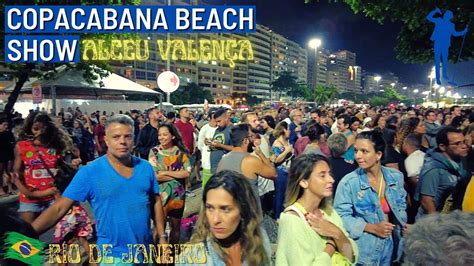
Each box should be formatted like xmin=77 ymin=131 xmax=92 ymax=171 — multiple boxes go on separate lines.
xmin=208 ymin=108 xmax=233 ymax=174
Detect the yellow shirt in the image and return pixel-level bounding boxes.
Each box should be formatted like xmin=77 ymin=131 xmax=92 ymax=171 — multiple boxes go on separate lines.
xmin=275 ymin=203 xmax=358 ymax=265
xmin=462 ymin=176 xmax=474 ymax=212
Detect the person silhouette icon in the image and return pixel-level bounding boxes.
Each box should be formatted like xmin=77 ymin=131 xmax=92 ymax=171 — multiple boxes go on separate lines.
xmin=427 ymin=7 xmax=468 ymax=85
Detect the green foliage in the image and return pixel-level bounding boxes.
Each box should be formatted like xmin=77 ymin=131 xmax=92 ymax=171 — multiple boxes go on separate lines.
xmin=306 ymin=0 xmax=474 ymax=63
xmin=383 ymin=87 xmax=406 ymax=101
xmin=346 ymin=0 xmax=473 ymax=63
xmin=246 ymin=95 xmax=262 ymax=106
xmin=170 ymin=83 xmax=214 ymax=105
xmin=304 ymin=84 xmax=338 ymax=104
xmin=271 ymin=71 xmax=304 ymax=98
xmin=369 ymin=96 xmax=389 ymax=106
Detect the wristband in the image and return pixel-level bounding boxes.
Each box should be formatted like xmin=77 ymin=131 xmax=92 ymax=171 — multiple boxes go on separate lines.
xmin=159 ymin=234 xmax=167 ymax=239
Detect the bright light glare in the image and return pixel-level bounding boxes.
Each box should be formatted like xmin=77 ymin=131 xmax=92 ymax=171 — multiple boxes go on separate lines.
xmin=308 ymin=39 xmax=322 ymax=49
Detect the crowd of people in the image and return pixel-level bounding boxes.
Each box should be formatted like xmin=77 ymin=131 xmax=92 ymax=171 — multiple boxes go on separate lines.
xmin=1 ymin=102 xmax=473 ymax=265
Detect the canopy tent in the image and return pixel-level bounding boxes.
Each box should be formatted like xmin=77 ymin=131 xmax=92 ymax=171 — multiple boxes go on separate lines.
xmin=5 ymin=65 xmax=161 ymax=114
xmin=5 ymin=65 xmax=160 ymax=97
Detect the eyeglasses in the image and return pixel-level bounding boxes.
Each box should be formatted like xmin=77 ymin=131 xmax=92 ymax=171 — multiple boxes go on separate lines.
xmin=448 ymin=140 xmax=468 ymax=147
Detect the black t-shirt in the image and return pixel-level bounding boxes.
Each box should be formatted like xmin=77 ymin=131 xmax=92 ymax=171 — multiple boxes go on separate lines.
xmin=329 ymin=157 xmax=358 ymax=193
xmin=0 ymin=131 xmax=15 ymax=162
xmin=383 ymin=146 xmax=407 ymax=178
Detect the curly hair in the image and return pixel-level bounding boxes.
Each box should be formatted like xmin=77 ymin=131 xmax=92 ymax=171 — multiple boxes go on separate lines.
xmin=190 ymin=170 xmax=269 ymax=265
xmin=18 ymin=112 xmax=73 ymax=152
xmin=158 ymin=123 xmax=189 ymax=154
xmin=395 ymin=117 xmax=421 ymax=151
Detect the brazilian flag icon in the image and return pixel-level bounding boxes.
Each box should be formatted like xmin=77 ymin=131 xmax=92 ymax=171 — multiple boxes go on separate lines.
xmin=2 ymin=232 xmax=45 ymax=265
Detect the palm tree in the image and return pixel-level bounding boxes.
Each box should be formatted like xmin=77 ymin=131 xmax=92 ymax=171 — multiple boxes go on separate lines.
xmin=305 ymin=85 xmax=338 ymax=105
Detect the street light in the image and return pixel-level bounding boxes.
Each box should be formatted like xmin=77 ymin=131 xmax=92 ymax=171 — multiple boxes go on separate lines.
xmin=374 ymin=76 xmax=381 ymax=91
xmin=438 ymin=86 xmax=446 ymax=94
xmin=308 ymin=38 xmax=322 ymax=50
xmin=308 ymin=38 xmax=322 ymax=100
xmin=402 ymin=86 xmax=407 ymax=90
xmin=413 ymin=89 xmax=419 ymax=105
xmin=428 ymin=66 xmax=435 ymax=101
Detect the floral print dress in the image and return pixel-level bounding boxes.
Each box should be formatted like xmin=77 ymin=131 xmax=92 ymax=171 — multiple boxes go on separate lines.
xmin=149 ymin=146 xmax=191 ymax=218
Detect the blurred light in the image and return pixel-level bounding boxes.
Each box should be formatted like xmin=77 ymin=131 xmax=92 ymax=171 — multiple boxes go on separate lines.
xmin=374 ymin=76 xmax=381 ymax=82
xmin=308 ymin=39 xmax=322 ymax=49
xmin=438 ymin=86 xmax=446 ymax=94
xmin=402 ymin=87 xmax=407 ymax=90
xmin=390 ymin=83 xmax=396 ymax=87
xmin=433 ymin=84 xmax=440 ymax=89
xmin=446 ymin=91 xmax=452 ymax=97
xmin=413 ymin=89 xmax=419 ymax=93
xmin=429 ymin=66 xmax=436 ymax=79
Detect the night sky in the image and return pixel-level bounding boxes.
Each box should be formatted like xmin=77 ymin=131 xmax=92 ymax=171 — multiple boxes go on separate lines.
xmin=205 ymin=0 xmax=473 ymax=87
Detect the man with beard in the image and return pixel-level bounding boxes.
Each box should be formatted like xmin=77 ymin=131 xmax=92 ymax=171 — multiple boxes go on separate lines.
xmin=241 ymin=112 xmax=270 ymax=157
xmin=208 ymin=108 xmax=234 ymax=175
xmin=216 ymin=124 xmax=277 ymax=212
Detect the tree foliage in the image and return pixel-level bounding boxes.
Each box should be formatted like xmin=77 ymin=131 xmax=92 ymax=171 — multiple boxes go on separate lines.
xmin=369 ymin=87 xmax=405 ymax=106
xmin=170 ymin=83 xmax=214 ymax=105
xmin=271 ymin=71 xmax=303 ymax=99
xmin=383 ymin=87 xmax=406 ymax=101
xmin=369 ymin=96 xmax=389 ymax=106
xmin=306 ymin=0 xmax=474 ymax=64
xmin=304 ymin=84 xmax=338 ymax=104
xmin=246 ymin=95 xmax=262 ymax=106
xmin=0 ymin=0 xmax=141 ymax=116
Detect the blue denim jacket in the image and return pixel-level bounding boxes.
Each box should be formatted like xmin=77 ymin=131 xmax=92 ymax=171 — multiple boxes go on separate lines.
xmin=334 ymin=167 xmax=407 ymax=265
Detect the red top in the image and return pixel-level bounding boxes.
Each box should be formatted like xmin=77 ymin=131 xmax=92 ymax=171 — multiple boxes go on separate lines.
xmin=380 ymin=196 xmax=391 ymax=214
xmin=175 ymin=119 xmax=194 ymax=153
xmin=17 ymin=140 xmax=60 ymax=203
xmin=94 ymin=124 xmax=106 ymax=145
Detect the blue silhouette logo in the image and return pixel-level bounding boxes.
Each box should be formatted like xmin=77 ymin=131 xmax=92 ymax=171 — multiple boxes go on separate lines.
xmin=427 ymin=7 xmax=468 ymax=85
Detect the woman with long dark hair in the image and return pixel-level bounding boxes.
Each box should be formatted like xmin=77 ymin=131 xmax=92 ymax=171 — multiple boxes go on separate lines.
xmin=148 ymin=123 xmax=191 ymax=245
xmin=276 ymin=154 xmax=357 ymax=265
xmin=12 ymin=112 xmax=73 ymax=223
xmin=334 ymin=130 xmax=407 ymax=265
xmin=187 ymin=170 xmax=271 ymax=265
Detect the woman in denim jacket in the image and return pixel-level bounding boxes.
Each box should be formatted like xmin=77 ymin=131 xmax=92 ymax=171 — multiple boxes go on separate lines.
xmin=334 ymin=131 xmax=408 ymax=265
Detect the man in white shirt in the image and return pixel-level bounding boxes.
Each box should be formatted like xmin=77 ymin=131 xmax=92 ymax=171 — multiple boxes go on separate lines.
xmin=197 ymin=108 xmax=218 ymax=188
xmin=402 ymin=133 xmax=426 ymax=223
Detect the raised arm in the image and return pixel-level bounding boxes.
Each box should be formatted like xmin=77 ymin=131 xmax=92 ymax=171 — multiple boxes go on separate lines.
xmin=426 ymin=7 xmax=441 ymax=23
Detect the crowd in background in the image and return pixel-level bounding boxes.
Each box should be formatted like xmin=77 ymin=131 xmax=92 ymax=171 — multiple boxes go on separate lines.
xmin=0 ymin=102 xmax=473 ymax=265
